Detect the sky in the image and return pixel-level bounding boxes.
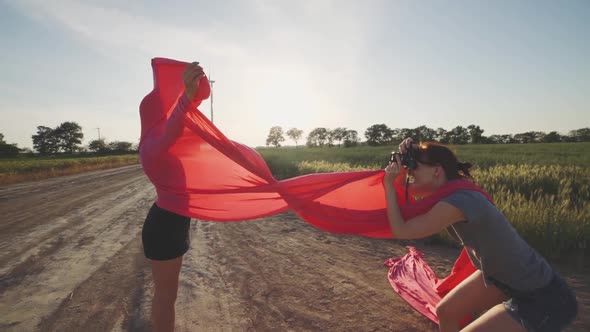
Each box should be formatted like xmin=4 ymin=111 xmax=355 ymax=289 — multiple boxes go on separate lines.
xmin=1 ymin=0 xmax=588 ymax=149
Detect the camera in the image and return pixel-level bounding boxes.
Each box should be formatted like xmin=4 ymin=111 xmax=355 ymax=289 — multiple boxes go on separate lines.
xmin=390 ymin=149 xmax=418 ymax=170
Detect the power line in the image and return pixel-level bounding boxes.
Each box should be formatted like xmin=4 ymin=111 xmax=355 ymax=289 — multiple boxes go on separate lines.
xmin=209 ymin=71 xmax=215 ymax=124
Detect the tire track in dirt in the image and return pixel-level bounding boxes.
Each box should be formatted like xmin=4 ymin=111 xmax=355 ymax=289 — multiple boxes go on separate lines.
xmin=0 ymin=166 xmax=155 ymax=331
xmin=173 ymin=213 xmax=439 ymax=332
xmin=0 ymin=165 xmax=147 ymax=269
xmin=36 ymin=232 xmax=151 ymax=332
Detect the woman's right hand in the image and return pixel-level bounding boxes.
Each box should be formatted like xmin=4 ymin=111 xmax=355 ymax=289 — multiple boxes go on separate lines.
xmin=182 ymin=62 xmax=205 ymax=101
xmin=399 ymin=137 xmax=418 ymax=154
xmin=383 ymin=154 xmax=402 ymax=185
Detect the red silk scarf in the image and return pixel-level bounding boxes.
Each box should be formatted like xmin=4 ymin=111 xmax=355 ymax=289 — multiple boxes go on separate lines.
xmin=139 ymin=58 xmax=489 ymax=325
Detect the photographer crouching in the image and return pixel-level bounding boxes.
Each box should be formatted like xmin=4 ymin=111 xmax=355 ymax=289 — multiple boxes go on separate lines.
xmin=383 ymin=138 xmax=577 ymax=332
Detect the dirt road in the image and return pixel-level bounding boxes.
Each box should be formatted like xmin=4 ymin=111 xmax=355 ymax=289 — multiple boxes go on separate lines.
xmin=0 ymin=165 xmax=587 ymax=331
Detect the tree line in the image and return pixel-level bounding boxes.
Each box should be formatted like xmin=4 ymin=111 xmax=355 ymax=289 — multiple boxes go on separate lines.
xmin=266 ymin=124 xmax=590 ymax=148
xmin=0 ymin=122 xmax=137 ymax=158
xmin=2 ymin=123 xmax=588 ymax=158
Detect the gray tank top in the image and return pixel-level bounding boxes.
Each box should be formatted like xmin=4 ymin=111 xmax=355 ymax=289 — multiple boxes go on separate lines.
xmin=442 ymin=190 xmax=554 ymax=291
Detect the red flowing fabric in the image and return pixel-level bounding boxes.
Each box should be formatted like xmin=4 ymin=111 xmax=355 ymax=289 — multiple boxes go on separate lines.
xmin=384 ymin=247 xmax=477 ymax=325
xmin=139 ymin=57 xmax=488 ymax=324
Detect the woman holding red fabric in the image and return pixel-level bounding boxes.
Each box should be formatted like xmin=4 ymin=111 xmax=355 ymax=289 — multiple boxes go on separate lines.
xmin=140 ymin=61 xmax=206 ymax=332
xmin=383 ymin=138 xmax=577 ymax=332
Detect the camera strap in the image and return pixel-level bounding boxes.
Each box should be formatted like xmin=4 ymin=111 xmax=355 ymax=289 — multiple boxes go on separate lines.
xmin=405 ymin=176 xmax=410 ymax=202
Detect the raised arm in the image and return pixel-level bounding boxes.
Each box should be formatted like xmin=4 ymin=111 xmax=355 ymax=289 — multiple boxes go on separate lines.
xmin=148 ymin=62 xmax=205 ymax=156
xmin=383 ymin=153 xmax=464 ymax=239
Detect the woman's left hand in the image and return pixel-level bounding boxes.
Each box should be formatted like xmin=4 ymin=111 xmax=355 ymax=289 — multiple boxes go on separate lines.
xmin=383 ymin=154 xmax=402 ymax=185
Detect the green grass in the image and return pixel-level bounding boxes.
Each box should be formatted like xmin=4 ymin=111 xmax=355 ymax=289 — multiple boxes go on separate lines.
xmin=258 ymin=142 xmax=590 ymax=179
xmin=0 ymin=154 xmax=140 ymax=185
xmin=453 ymin=142 xmax=590 ymax=168
xmin=0 ymin=155 xmax=139 ymax=174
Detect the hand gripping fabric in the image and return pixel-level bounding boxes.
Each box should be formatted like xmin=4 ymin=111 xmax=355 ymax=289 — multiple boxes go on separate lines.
xmin=139 ymin=57 xmax=488 ymax=324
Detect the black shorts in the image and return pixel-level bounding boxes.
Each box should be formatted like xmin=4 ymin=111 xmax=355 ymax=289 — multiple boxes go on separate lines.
xmin=142 ymin=203 xmax=191 ymax=260
xmin=489 ymin=274 xmax=578 ymax=332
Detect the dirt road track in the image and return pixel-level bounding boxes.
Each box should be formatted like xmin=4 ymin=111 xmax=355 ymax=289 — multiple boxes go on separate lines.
xmin=0 ymin=165 xmax=587 ymax=331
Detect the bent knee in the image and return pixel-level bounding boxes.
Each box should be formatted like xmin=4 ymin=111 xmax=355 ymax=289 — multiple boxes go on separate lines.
xmin=436 ymin=298 xmax=463 ymax=322
xmin=436 ymin=300 xmax=451 ymax=320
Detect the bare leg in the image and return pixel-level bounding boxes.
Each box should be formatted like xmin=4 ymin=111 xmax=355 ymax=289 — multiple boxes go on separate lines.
xmin=437 ymin=271 xmax=508 ymax=332
xmin=151 ymin=256 xmax=183 ymax=332
xmin=461 ymin=304 xmax=526 ymax=332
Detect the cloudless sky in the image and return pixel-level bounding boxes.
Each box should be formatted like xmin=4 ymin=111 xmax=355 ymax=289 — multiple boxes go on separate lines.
xmin=1 ymin=0 xmax=588 ymax=149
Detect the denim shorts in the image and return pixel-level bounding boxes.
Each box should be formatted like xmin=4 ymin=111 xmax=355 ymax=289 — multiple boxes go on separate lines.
xmin=488 ymin=274 xmax=578 ymax=332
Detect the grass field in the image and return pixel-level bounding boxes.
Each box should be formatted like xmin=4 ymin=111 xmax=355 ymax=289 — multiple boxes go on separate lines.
xmin=259 ymin=142 xmax=590 ymax=266
xmin=0 ymin=154 xmax=139 ymax=185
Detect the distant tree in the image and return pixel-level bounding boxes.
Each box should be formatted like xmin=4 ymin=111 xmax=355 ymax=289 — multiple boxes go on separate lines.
xmin=0 ymin=133 xmax=20 ymax=158
xmin=448 ymin=126 xmax=470 ymax=144
xmin=497 ymin=134 xmax=515 ymax=144
xmin=325 ymin=129 xmax=336 ymax=147
xmin=579 ymin=128 xmax=590 ymax=142
xmin=88 ymin=139 xmax=109 ymax=153
xmin=513 ymin=132 xmax=536 ymax=143
xmin=568 ymin=127 xmax=590 ymax=142
xmin=391 ymin=128 xmax=403 ymax=142
xmin=435 ymin=128 xmax=450 ymax=143
xmin=513 ymin=132 xmax=529 ymax=143
xmin=364 ymin=124 xmax=393 ymax=146
xmin=108 ymin=141 xmax=133 ymax=153
xmin=488 ymin=135 xmax=507 ymax=144
xmin=0 ymin=144 xmax=20 ymax=158
xmin=512 ymin=131 xmax=545 ymax=144
xmin=562 ymin=134 xmax=576 ymax=143
xmin=55 ymin=122 xmax=83 ymax=153
xmin=390 ymin=128 xmax=401 ymax=142
xmin=343 ymin=129 xmax=360 ymax=147
xmin=541 ymin=131 xmax=562 ymax=143
xmin=533 ymin=131 xmax=546 ymax=142
xmin=480 ymin=135 xmax=494 ymax=144
xmin=414 ymin=125 xmax=437 ymax=142
xmin=331 ymin=127 xmax=348 ymax=147
xmin=286 ymin=128 xmax=304 ymax=147
xmin=32 ymin=126 xmax=59 ymax=154
xmin=306 ymin=127 xmax=329 ymax=147
xmin=399 ymin=128 xmax=419 ymax=142
xmin=467 ymin=125 xmax=485 ymax=144
xmin=265 ymin=126 xmax=285 ymax=148
xmin=391 ymin=126 xmax=433 ymax=143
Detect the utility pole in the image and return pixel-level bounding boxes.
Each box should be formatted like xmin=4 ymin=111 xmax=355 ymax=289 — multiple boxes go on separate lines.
xmin=209 ymin=72 xmax=215 ymax=123
xmin=96 ymin=127 xmax=101 ymax=140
